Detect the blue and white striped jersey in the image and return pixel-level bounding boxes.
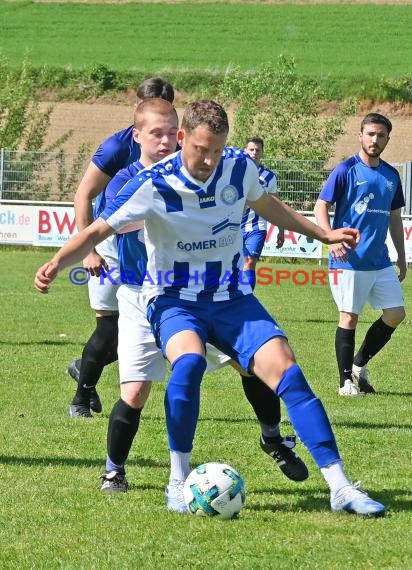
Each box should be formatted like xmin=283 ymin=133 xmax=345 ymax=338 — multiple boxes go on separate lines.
xmin=101 ymin=147 xmax=264 ymax=301
xmin=319 ymin=153 xmax=405 ymax=271
xmin=92 ymin=125 xmax=141 ymax=218
xmin=104 ymin=160 xmax=148 ymax=285
xmin=241 ymin=163 xmax=277 ymax=233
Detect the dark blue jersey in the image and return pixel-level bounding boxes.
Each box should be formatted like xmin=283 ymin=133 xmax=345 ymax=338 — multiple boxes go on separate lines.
xmin=92 ymin=125 xmax=141 ymax=218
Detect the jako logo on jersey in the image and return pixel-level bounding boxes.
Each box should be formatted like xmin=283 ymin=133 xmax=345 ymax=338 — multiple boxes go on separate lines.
xmin=220 ymin=185 xmax=238 ymax=205
xmin=177 ymin=240 xmax=217 ymax=251
xmin=211 ymin=217 xmax=241 ymax=235
xmin=199 ymin=196 xmax=216 ymax=204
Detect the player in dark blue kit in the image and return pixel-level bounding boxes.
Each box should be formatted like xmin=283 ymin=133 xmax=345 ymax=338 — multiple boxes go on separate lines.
xmin=36 ymin=101 xmax=385 ymax=517
xmin=67 ymin=78 xmax=175 ymax=418
xmin=314 ymin=113 xmax=406 ymax=397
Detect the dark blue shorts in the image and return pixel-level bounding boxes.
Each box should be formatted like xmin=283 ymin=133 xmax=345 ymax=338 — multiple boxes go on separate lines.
xmin=147 ymin=294 xmax=286 ymax=372
xmin=243 ymin=229 xmax=267 ymax=259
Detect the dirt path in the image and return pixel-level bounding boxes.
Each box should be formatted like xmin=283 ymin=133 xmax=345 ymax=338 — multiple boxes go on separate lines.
xmin=43 ymin=100 xmax=412 ymax=166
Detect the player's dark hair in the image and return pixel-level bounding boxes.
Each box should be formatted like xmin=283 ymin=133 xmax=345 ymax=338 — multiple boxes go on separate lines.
xmin=133 ymin=98 xmax=178 ymax=129
xmin=181 ymin=100 xmax=229 ymax=135
xmin=245 ymin=136 xmax=264 ymax=149
xmin=136 ymin=77 xmax=174 ymax=103
xmin=361 ymin=113 xmax=392 ymax=134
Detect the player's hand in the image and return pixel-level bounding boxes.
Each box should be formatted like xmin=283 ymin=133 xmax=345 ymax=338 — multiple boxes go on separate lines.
xmin=323 ymin=228 xmax=360 ymax=249
xmin=329 ymin=242 xmax=348 ymax=262
xmin=397 ymin=258 xmax=407 ymax=282
xmin=34 ymin=261 xmax=59 ymax=293
xmin=276 ymin=230 xmax=285 ymax=249
xmin=83 ymin=250 xmax=109 ymax=277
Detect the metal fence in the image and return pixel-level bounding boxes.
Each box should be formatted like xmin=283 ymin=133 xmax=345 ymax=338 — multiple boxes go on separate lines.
xmin=0 ymin=148 xmax=411 ymax=214
xmin=0 ymin=148 xmax=89 ymax=203
xmin=265 ymin=158 xmax=410 ymax=213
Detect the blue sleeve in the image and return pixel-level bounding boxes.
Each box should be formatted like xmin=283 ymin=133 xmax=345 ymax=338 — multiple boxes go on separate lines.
xmin=91 ymin=127 xmax=135 ymax=178
xmin=319 ymin=163 xmax=348 ymax=204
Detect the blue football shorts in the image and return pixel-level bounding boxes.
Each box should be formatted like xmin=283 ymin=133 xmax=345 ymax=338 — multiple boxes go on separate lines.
xmin=242 ymin=229 xmax=267 ymax=259
xmin=147 ymin=294 xmax=287 ymax=372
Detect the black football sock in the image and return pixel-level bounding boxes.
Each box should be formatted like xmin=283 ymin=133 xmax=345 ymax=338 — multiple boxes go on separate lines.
xmin=353 ymin=317 xmax=396 ymax=367
xmin=241 ymin=374 xmax=281 ymax=441
xmin=107 ymin=399 xmax=142 ymax=468
xmin=71 ymin=315 xmax=118 ymax=406
xmin=335 ymin=327 xmax=356 ymax=388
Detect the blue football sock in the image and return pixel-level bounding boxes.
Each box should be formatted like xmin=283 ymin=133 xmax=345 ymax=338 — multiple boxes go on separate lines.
xmin=276 ymin=364 xmax=341 ymax=468
xmin=165 ymin=353 xmax=207 ymax=453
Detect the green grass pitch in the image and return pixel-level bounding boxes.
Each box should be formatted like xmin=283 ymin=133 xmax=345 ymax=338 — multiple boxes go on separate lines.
xmin=0 ymin=246 xmax=411 ymax=569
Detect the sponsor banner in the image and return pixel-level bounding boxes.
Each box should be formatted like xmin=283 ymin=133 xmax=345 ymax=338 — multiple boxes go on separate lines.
xmin=263 ymin=217 xmax=322 ymax=259
xmin=33 ymin=206 xmax=78 ymax=246
xmin=387 ymin=219 xmax=412 ymax=262
xmin=2 ymin=204 xmax=411 ymax=264
xmin=0 ymin=204 xmax=35 ymax=244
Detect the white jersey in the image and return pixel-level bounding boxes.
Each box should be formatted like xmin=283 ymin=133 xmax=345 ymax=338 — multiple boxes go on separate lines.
xmin=101 ymin=147 xmax=264 ymax=302
xmin=242 ymin=163 xmax=278 ymax=233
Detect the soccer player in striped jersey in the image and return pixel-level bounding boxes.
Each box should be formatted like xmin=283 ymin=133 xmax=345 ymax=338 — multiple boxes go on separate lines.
xmin=242 ymin=136 xmax=284 ymax=290
xmin=67 ymin=77 xmax=175 ymax=418
xmin=68 ymin=87 xmax=307 ymax=481
xmin=35 ymin=100 xmax=385 ymax=517
xmin=314 ymin=113 xmax=406 ymax=397
xmin=100 ymin=99 xmax=307 ymax=491
xmin=99 ymin=99 xmax=234 ymax=492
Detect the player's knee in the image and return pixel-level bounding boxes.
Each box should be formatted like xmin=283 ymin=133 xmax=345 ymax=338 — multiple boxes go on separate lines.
xmin=120 ymin=381 xmax=152 ymax=409
xmin=384 ymin=306 xmax=406 ymax=328
xmin=275 ymin=363 xmax=316 ymax=404
xmin=170 ymin=353 xmax=207 ymax=387
xmin=338 ymin=312 xmax=358 ymax=329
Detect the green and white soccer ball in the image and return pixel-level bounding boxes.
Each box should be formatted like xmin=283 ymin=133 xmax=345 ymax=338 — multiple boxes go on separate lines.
xmin=183 ymin=462 xmax=246 ymax=519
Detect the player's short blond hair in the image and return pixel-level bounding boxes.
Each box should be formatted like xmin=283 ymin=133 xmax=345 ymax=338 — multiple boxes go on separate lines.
xmin=134 ymin=98 xmax=178 ymax=130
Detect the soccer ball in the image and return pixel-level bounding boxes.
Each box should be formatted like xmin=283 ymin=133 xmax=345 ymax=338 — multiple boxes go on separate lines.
xmin=297 ymin=234 xmax=319 ymax=254
xmin=183 ymin=462 xmax=246 ymax=519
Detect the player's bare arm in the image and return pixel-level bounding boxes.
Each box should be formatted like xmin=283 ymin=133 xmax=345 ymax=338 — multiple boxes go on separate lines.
xmin=74 ymin=162 xmax=112 ymax=275
xmin=314 ymin=198 xmax=348 ymax=262
xmin=34 ymin=219 xmax=113 ymax=293
xmin=389 ymin=208 xmax=407 ymax=282
xmin=249 ymin=193 xmax=360 ymax=248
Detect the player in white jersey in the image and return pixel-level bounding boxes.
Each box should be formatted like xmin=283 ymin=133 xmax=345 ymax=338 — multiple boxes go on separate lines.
xmin=314 ymin=113 xmax=406 ymax=397
xmin=242 ymin=137 xmax=284 ymax=290
xmin=35 ymin=100 xmax=385 ymax=518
